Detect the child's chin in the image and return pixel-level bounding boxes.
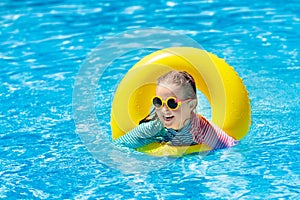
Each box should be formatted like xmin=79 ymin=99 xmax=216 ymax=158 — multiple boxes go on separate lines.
xmin=163 ymin=123 xmax=172 ymax=128
xmin=160 ymin=117 xmax=178 ymax=129
xmin=163 ymin=122 xmax=177 ymax=130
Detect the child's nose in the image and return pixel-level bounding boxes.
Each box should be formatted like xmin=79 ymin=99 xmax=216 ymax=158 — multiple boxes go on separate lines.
xmin=161 ymin=103 xmax=170 ymax=111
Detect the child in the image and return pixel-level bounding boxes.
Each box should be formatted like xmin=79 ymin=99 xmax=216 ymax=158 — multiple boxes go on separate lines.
xmin=113 ymin=70 xmax=237 ymax=152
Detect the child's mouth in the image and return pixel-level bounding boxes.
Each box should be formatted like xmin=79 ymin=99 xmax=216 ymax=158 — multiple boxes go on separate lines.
xmin=163 ymin=115 xmax=174 ymax=121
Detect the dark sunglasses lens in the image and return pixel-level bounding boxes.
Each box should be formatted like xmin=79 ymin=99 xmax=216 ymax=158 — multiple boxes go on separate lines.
xmin=167 ymin=98 xmax=178 ymax=109
xmin=153 ymin=97 xmax=162 ymax=108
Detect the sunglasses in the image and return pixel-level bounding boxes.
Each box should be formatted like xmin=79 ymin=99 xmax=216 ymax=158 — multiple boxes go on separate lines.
xmin=152 ymin=96 xmax=193 ymax=110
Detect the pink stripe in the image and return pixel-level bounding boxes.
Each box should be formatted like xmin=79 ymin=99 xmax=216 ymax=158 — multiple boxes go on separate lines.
xmin=190 ymin=113 xmax=236 ymax=149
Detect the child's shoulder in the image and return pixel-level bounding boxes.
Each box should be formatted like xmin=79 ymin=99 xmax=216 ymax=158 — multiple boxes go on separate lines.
xmin=195 ymin=113 xmax=206 ymax=121
xmin=194 ymin=113 xmax=211 ymax=127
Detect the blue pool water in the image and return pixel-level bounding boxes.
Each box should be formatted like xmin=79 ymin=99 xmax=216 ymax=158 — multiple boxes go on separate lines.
xmin=1 ymin=0 xmax=299 ymax=199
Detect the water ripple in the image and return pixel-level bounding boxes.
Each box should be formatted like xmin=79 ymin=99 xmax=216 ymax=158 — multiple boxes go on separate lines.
xmin=0 ymin=0 xmax=299 ymax=199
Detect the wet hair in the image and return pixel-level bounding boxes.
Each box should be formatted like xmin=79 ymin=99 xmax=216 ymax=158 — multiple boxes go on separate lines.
xmin=139 ymin=70 xmax=197 ymax=124
xmin=157 ymin=70 xmax=197 ymax=99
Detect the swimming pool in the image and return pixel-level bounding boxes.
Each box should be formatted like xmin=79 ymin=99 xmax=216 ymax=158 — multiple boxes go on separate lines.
xmin=1 ymin=0 xmax=299 ymax=199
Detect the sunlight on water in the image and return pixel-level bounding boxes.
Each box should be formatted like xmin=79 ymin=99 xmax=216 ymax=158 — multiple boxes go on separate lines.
xmin=0 ymin=0 xmax=299 ymax=199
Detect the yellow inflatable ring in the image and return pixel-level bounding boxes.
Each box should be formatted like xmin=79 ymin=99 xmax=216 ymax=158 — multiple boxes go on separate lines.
xmin=111 ymin=47 xmax=251 ymax=156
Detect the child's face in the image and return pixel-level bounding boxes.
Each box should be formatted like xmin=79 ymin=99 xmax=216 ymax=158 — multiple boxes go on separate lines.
xmin=155 ymin=83 xmax=194 ymax=130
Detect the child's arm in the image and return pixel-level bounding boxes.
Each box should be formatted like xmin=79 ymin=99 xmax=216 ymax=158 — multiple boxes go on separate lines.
xmin=112 ymin=119 xmax=164 ymax=149
xmin=194 ymin=116 xmax=238 ymax=150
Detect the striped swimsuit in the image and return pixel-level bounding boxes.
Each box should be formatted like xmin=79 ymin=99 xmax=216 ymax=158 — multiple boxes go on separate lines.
xmin=113 ymin=112 xmax=237 ymax=151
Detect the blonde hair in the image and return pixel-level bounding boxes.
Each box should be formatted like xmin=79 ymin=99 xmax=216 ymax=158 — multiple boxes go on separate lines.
xmin=157 ymin=70 xmax=197 ymax=99
xmin=139 ymin=70 xmax=197 ymax=124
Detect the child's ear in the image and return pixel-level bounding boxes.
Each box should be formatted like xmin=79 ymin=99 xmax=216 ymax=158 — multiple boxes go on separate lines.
xmin=189 ymin=99 xmax=197 ymax=110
